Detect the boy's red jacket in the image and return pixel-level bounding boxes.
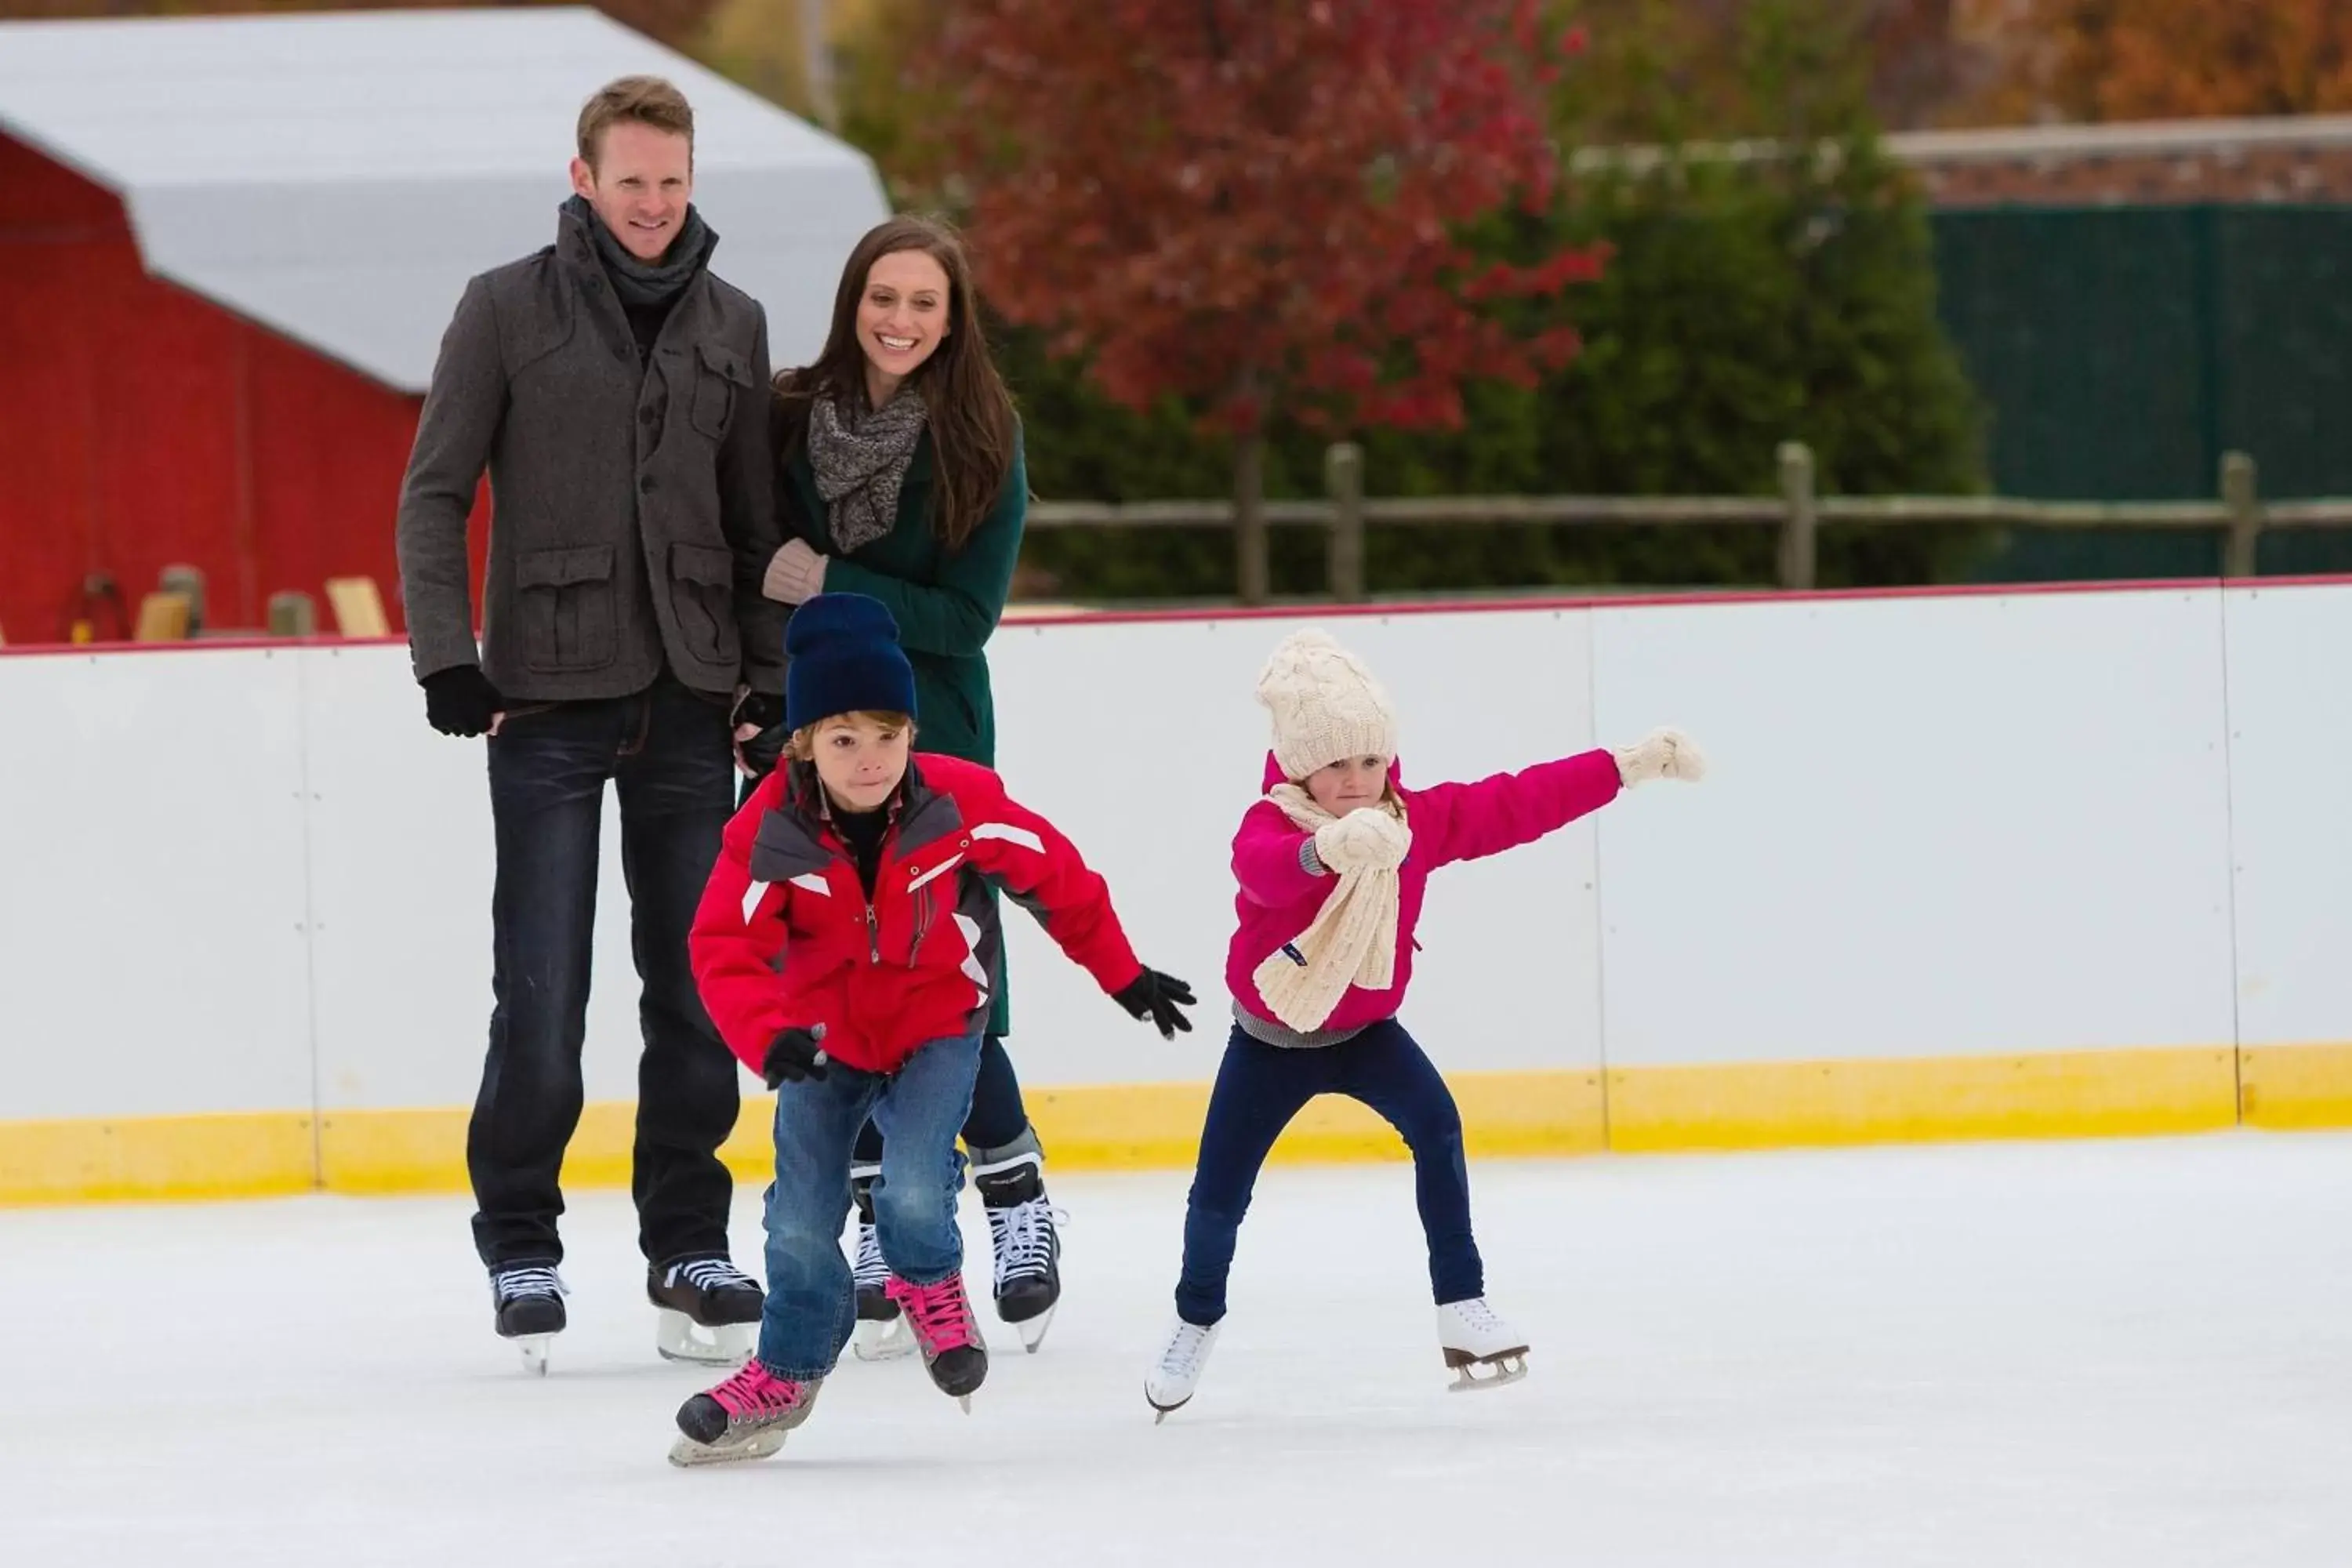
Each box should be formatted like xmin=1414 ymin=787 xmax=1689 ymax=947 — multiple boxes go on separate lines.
xmin=691 ymin=753 xmax=1145 ymax=1076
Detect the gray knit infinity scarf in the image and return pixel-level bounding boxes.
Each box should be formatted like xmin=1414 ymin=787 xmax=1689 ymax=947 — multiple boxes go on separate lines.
xmin=561 ymin=194 xmax=717 ymax=308
xmin=806 ymin=388 xmax=928 ymax=554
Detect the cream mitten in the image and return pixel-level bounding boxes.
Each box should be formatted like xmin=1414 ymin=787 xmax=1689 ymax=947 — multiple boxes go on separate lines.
xmin=1613 ymin=727 xmax=1707 ymax=786
xmin=762 ymin=539 xmax=829 ymax=604
xmin=1312 ymin=807 xmax=1411 ymax=873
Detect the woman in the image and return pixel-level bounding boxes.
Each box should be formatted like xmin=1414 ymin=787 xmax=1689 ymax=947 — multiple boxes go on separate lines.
xmin=757 ymin=215 xmax=1063 ymax=1356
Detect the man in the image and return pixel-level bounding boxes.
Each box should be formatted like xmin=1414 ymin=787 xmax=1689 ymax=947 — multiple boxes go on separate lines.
xmin=396 ymin=75 xmax=786 ymax=1374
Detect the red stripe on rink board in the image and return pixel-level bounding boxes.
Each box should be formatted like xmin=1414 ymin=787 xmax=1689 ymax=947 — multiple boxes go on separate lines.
xmin=4 ymin=572 xmax=2347 ymax=660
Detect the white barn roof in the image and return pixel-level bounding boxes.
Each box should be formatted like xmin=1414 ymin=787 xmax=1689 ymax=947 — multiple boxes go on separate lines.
xmin=0 ymin=7 xmax=889 ymax=391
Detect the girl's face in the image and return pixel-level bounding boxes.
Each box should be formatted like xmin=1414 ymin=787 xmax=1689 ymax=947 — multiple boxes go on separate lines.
xmin=1305 ymin=754 xmax=1390 ymax=815
xmin=812 ymin=715 xmax=910 ymax=813
xmin=856 ymin=249 xmax=952 ymax=399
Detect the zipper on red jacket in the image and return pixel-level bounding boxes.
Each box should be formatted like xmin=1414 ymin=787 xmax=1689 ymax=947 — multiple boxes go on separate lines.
xmin=907 ymin=885 xmax=931 ymax=967
xmin=865 ymin=902 xmax=880 ymax=964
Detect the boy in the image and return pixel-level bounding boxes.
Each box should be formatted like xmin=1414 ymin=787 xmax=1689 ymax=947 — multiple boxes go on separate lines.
xmin=672 ymin=593 xmax=1194 ymax=1465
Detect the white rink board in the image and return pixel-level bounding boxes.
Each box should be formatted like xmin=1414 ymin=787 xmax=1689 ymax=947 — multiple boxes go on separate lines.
xmin=0 ymin=648 xmax=315 ymax=1119
xmin=984 ymin=609 xmax=1604 ymax=1083
xmin=4 ymin=581 xmax=2350 ymax=1132
xmin=2222 ymin=583 xmax=2352 ymax=1047
xmin=1591 ymin=589 xmax=2240 ymax=1065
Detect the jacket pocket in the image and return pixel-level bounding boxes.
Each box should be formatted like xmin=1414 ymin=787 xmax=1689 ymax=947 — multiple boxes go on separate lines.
xmin=690 ymin=339 xmax=753 ymax=441
xmin=668 ymin=542 xmax=741 ymax=668
xmin=515 ymin=544 xmax=617 ymax=672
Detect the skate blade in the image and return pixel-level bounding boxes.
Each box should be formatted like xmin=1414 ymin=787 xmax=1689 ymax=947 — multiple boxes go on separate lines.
xmin=1014 ymin=1304 xmax=1057 ymax=1355
xmin=1445 ymin=1351 xmax=1530 ymax=1392
xmin=515 ymin=1334 xmax=554 ymax=1376
xmin=851 ymin=1316 xmax=916 ymax=1363
xmin=957 ymin=1394 xmax=972 ymax=1414
xmin=655 ymin=1309 xmax=753 ymax=1367
xmin=666 ymin=1427 xmax=788 ymax=1468
xmin=1146 ymin=1385 xmax=1190 ymax=1424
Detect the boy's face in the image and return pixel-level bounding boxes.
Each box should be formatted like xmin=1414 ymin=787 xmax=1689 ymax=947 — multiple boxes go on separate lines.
xmin=1305 ymin=753 xmax=1390 ymax=815
xmin=812 ymin=714 xmax=910 ymax=812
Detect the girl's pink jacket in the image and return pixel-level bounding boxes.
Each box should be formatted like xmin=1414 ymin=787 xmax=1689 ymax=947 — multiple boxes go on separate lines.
xmin=1225 ymin=749 xmax=1623 ymax=1033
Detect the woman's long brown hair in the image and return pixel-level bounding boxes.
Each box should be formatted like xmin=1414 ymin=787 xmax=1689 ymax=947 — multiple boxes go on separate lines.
xmin=772 ymin=215 xmax=1019 ymax=550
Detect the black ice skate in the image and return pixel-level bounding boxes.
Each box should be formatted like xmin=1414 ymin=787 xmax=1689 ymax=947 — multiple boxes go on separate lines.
xmin=848 ymin=1173 xmax=914 ymax=1362
xmin=885 ymin=1273 xmax=987 ymax=1411
xmin=976 ymin=1155 xmax=1063 ymax=1352
xmin=669 ymin=1362 xmax=823 ymax=1467
xmin=647 ymin=1255 xmax=762 ymax=1366
xmin=489 ymin=1261 xmax=568 ymax=1376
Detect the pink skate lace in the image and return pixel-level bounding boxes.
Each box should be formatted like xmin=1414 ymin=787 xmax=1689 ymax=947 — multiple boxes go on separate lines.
xmin=709 ymin=1360 xmax=807 ymax=1419
xmin=886 ymin=1274 xmax=978 ymax=1355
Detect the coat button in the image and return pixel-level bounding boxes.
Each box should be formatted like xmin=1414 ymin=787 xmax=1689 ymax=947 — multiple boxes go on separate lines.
xmin=641 ymin=406 xmax=659 ymax=426
xmin=614 ymin=344 xmax=630 ymax=361
xmin=640 ymin=474 xmax=656 ymax=494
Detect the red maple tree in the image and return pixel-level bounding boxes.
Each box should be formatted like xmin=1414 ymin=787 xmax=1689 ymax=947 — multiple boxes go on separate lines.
xmin=908 ymin=0 xmax=1606 ymax=601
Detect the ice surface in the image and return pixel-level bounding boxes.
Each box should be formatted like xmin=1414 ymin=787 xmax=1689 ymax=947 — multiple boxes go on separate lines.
xmin=4 ymin=1133 xmax=2349 ymax=1566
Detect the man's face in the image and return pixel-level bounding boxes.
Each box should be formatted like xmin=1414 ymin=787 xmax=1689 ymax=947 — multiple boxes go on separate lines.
xmin=569 ymin=120 xmax=693 ymax=263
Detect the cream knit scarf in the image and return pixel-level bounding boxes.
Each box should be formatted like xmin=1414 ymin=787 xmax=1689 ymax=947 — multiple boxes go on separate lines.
xmin=1250 ymin=786 xmax=1411 ymax=1033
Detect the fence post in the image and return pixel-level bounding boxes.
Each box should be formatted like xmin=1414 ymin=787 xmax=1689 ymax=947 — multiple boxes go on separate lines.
xmin=2222 ymin=451 xmax=2261 ymax=579
xmin=1777 ymin=441 xmax=1817 ymax=590
xmin=1324 ymin=441 xmax=1366 ymax=603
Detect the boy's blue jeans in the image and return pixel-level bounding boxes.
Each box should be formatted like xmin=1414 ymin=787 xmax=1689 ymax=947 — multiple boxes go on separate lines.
xmin=756 ymin=1031 xmax=982 ymax=1379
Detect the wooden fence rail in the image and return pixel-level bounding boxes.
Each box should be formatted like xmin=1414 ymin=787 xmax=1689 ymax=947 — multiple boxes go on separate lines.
xmin=1024 ymin=442 xmax=2352 ymax=604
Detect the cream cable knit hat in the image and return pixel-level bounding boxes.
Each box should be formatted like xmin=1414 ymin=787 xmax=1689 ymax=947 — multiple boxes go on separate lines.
xmin=1256 ymin=629 xmax=1398 ymax=781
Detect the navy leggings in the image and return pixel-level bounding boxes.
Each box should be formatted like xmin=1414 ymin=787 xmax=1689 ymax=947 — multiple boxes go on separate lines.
xmin=1174 ymin=1019 xmax=1483 ymax=1326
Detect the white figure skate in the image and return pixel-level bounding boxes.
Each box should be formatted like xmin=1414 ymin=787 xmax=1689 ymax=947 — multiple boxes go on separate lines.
xmin=1144 ymin=1316 xmax=1222 ymax=1423
xmin=1436 ymin=1297 xmax=1529 ymax=1390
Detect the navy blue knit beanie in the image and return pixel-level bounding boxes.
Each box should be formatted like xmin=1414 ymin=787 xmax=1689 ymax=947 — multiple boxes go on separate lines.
xmin=784 ymin=593 xmax=918 ymax=732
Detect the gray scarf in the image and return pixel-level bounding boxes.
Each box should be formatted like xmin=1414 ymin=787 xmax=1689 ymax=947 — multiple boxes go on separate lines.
xmin=807 ymin=389 xmax=929 ymax=555
xmin=561 ymin=194 xmax=718 ymax=308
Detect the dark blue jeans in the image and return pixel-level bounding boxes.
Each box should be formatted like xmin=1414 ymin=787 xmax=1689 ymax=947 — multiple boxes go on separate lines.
xmin=756 ymin=1032 xmax=983 ymax=1378
xmin=468 ymin=676 xmax=740 ymax=1269
xmin=1175 ymin=1020 xmax=1483 ymax=1327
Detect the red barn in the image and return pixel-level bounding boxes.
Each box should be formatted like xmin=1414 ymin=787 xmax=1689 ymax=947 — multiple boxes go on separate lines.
xmin=0 ymin=8 xmax=887 ymax=645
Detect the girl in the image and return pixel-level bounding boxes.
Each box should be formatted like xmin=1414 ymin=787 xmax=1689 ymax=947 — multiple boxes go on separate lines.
xmin=1143 ymin=629 xmax=1704 ymax=1419
xmin=677 ymin=592 xmax=1193 ymax=1465
xmin=753 ymin=215 xmax=1065 ymax=1355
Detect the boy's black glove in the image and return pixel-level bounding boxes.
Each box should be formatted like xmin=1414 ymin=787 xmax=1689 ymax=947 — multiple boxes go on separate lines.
xmin=422 ymin=666 xmax=503 ymax=738
xmin=1114 ymin=967 xmax=1196 ymax=1040
xmin=762 ymin=1024 xmax=829 ymax=1088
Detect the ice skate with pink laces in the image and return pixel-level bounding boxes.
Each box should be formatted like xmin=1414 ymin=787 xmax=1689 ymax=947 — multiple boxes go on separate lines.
xmin=668 ymin=1360 xmax=823 ymax=1466
xmin=885 ymin=1272 xmax=987 ymax=1410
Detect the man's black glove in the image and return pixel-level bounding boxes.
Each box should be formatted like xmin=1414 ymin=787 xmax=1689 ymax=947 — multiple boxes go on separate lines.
xmin=1114 ymin=967 xmax=1196 ymax=1040
xmin=762 ymin=1024 xmax=829 ymax=1088
xmin=422 ymin=665 xmax=503 ymax=738
xmin=731 ymin=690 xmax=786 ymax=734
xmin=731 ymin=691 xmax=789 ymax=779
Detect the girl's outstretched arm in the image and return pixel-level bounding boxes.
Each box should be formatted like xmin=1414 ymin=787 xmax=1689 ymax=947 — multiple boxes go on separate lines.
xmin=1413 ymin=751 xmax=1625 ymax=869
xmin=1416 ymin=728 xmax=1704 ymax=869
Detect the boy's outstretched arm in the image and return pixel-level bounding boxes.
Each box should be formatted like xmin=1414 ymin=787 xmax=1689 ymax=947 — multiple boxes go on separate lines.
xmin=964 ymin=775 xmax=1196 ymax=1037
